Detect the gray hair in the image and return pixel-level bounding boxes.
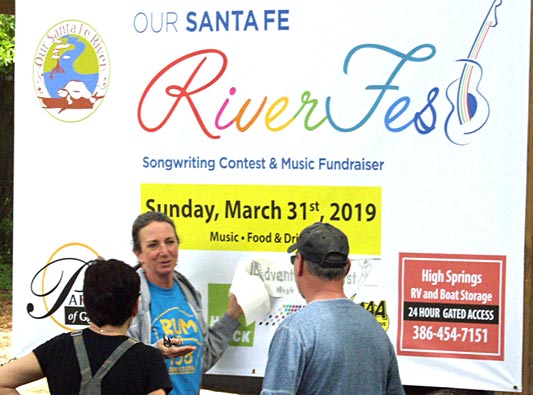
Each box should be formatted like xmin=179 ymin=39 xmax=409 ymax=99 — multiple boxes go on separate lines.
xmin=303 ymin=258 xmax=348 ymax=281
xmin=131 ymin=211 xmax=180 ymax=253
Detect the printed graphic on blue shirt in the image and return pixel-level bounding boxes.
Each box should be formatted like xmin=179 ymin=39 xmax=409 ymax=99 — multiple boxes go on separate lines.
xmin=149 ymin=281 xmax=203 ymax=395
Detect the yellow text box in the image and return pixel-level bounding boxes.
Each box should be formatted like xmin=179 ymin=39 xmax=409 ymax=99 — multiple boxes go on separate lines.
xmin=141 ymin=184 xmax=381 ymax=255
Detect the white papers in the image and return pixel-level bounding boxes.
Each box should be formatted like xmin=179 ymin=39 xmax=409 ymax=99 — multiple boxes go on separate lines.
xmin=229 ymin=257 xmax=298 ymax=325
xmin=229 ymin=260 xmax=271 ymax=326
xmin=249 ymin=258 xmax=297 ymax=297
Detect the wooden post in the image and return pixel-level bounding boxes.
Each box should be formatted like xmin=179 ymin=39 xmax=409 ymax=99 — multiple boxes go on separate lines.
xmin=0 ymin=1 xmax=14 ymax=15
xmin=496 ymin=5 xmax=533 ymax=394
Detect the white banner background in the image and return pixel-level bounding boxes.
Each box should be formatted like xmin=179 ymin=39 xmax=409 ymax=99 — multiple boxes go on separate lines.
xmin=13 ymin=0 xmax=530 ymax=392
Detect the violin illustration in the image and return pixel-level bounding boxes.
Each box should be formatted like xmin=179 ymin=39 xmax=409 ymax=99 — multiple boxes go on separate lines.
xmin=444 ymin=0 xmax=502 ymax=145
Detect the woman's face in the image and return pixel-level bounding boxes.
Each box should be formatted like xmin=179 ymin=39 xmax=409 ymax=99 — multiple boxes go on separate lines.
xmin=135 ymin=221 xmax=179 ymax=282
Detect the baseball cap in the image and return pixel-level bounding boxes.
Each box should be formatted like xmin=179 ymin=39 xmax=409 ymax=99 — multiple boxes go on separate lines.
xmin=287 ymin=222 xmax=349 ymax=268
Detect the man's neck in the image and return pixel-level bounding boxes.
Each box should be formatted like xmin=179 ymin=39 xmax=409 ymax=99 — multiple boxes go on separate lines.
xmin=302 ymin=277 xmax=347 ymax=303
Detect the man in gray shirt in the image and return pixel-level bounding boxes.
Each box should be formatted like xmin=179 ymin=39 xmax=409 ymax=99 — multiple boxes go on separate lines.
xmin=261 ymin=222 xmax=405 ymax=395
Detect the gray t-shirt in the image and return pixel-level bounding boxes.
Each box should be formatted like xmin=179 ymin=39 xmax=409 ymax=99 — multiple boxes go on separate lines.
xmin=261 ymin=298 xmax=405 ymax=395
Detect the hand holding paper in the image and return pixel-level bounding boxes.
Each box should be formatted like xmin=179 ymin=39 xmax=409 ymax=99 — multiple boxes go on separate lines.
xmin=230 ymin=259 xmax=271 ymax=326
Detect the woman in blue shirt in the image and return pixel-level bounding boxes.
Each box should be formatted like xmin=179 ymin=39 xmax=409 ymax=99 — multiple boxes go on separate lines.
xmin=128 ymin=211 xmax=243 ymax=395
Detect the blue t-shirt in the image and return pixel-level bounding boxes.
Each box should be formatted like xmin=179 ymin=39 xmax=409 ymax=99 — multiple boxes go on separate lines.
xmin=261 ymin=299 xmax=405 ymax=395
xmin=149 ymin=280 xmax=203 ymax=395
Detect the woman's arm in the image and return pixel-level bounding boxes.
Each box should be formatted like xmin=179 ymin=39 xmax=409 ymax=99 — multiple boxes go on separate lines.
xmin=0 ymin=352 xmax=44 ymax=395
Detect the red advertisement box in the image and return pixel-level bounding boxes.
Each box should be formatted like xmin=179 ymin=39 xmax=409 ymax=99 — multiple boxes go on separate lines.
xmin=397 ymin=252 xmax=505 ymax=360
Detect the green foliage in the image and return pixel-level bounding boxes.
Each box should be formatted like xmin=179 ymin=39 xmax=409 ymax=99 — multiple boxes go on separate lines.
xmin=0 ymin=14 xmax=15 ymax=75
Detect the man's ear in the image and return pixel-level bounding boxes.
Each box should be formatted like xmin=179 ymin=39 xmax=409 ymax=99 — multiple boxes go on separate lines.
xmin=295 ymin=256 xmax=305 ymax=276
xmin=344 ymin=259 xmax=352 ymax=277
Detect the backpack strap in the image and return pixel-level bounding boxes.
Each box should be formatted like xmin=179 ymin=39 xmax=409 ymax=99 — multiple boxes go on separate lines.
xmin=71 ymin=331 xmax=138 ymax=395
xmin=71 ymin=330 xmax=93 ymax=395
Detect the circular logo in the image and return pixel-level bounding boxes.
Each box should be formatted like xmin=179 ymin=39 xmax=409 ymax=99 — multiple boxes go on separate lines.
xmin=33 ymin=20 xmax=110 ymax=122
xmin=26 ymin=242 xmax=100 ymax=331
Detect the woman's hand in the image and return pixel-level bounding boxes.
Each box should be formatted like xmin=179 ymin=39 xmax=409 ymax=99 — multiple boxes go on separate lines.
xmin=225 ymin=292 xmax=243 ymax=320
xmin=156 ymin=338 xmax=196 ymax=359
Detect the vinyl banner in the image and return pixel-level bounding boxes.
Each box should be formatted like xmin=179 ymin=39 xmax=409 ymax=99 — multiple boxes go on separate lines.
xmin=13 ymin=0 xmax=530 ymax=392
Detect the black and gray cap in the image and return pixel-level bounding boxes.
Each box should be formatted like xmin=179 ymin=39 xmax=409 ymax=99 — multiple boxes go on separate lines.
xmin=287 ymin=222 xmax=349 ymax=268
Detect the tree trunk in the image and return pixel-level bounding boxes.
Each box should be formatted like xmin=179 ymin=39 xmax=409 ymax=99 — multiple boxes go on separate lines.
xmin=0 ymin=71 xmax=14 ymax=262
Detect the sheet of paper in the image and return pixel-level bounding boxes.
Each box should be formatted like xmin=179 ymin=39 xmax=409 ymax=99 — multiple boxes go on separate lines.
xmin=248 ymin=257 xmax=297 ymax=298
xmin=230 ymin=260 xmax=271 ymax=326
